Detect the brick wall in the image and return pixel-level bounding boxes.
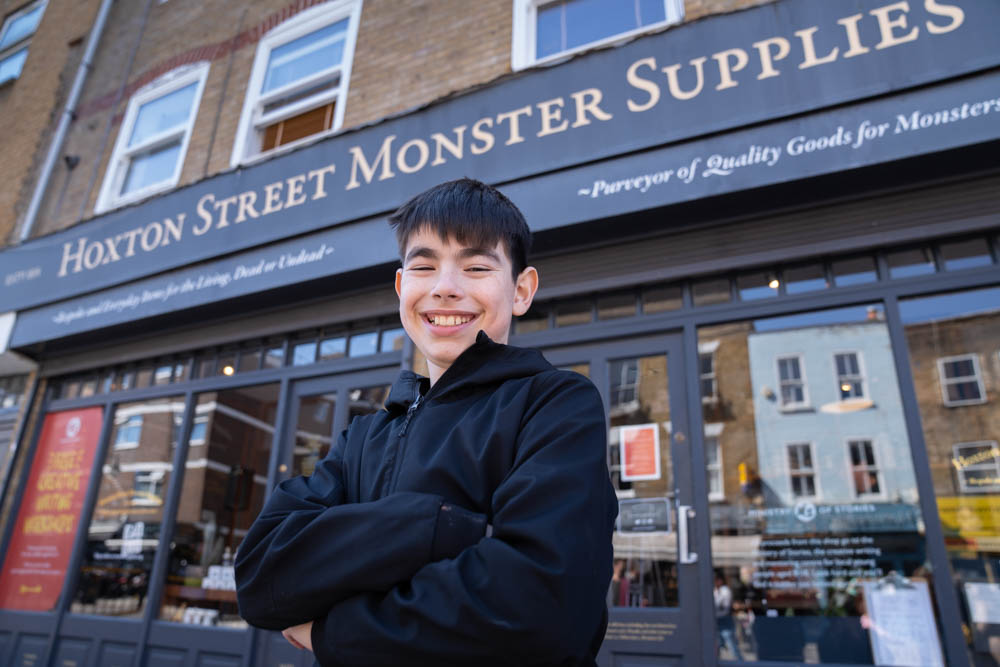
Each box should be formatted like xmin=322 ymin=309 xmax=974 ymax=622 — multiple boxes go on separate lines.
xmin=6 ymin=0 xmax=777 ymax=242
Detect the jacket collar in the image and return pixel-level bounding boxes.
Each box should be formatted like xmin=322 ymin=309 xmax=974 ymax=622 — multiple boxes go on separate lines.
xmin=385 ymin=331 xmax=551 ymax=412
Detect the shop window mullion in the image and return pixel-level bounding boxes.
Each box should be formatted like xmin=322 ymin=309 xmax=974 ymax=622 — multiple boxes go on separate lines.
xmin=880 ymin=294 xmax=968 ymax=667
xmin=128 ymin=390 xmax=197 ymax=667
xmin=264 ymin=377 xmax=294 ymax=503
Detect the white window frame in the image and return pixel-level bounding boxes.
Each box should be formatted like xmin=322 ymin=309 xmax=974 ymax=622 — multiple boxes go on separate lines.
xmin=0 ymin=0 xmax=46 ymax=85
xmin=705 ymin=422 xmax=724 ymax=502
xmin=699 ymin=340 xmax=719 ymax=403
xmin=95 ymin=62 xmax=210 ymax=213
xmin=776 ymin=355 xmax=810 ymax=410
xmin=953 ymin=441 xmax=1000 ymax=493
xmin=114 ymin=415 xmax=143 ymax=450
xmin=231 ymin=0 xmax=362 ymax=166
xmin=511 ymin=0 xmax=684 ymax=71
xmin=846 ymin=437 xmax=884 ymax=499
xmin=938 ymin=353 xmax=987 ymax=407
xmin=189 ymin=414 xmax=209 ymax=446
xmin=786 ymin=442 xmax=817 ymax=500
xmin=132 ymin=469 xmax=165 ymax=505
xmin=833 ymin=351 xmax=866 ymax=401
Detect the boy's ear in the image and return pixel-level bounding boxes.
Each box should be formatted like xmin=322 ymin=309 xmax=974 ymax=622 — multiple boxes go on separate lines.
xmin=394 ymin=268 xmax=403 ymax=298
xmin=512 ymin=266 xmax=539 ymax=317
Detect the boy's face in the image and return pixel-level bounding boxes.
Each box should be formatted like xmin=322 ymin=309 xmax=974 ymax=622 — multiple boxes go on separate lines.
xmin=395 ymin=227 xmax=537 ymax=382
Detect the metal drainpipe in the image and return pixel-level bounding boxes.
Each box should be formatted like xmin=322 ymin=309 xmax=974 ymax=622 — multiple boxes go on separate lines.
xmin=17 ymin=0 xmax=115 ymax=243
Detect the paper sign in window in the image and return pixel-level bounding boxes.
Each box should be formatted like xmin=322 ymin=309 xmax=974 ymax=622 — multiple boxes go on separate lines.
xmin=620 ymin=423 xmax=661 ymax=481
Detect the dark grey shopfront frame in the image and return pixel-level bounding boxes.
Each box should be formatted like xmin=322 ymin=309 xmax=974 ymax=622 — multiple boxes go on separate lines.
xmin=1 ymin=247 xmax=998 ymax=666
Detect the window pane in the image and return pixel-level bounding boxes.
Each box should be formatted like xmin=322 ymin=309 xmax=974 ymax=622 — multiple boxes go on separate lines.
xmin=157 ymin=385 xmax=279 ymax=627
xmin=348 ymin=331 xmax=377 ymax=357
xmin=0 ymin=47 xmax=28 ymax=83
xmin=260 ymin=102 xmax=334 ymax=151
xmin=901 ymin=287 xmax=1000 ymax=665
xmin=217 ymin=353 xmax=237 ymax=377
xmin=263 ymin=19 xmax=347 ymax=93
xmin=693 ymin=278 xmax=730 ymax=306
xmin=263 ymin=346 xmax=284 ymax=369
xmin=887 ymin=247 xmax=936 ymax=279
xmin=515 ymin=305 xmax=549 ymax=334
xmin=238 ymin=349 xmax=261 ymax=373
xmin=784 ymin=263 xmax=828 ymax=294
xmin=641 ymin=284 xmax=682 ymax=314
xmin=292 ymin=341 xmax=316 ymax=366
xmin=597 ymin=291 xmax=636 ymax=320
xmin=380 ymin=327 xmax=406 ymax=353
xmin=554 ymin=299 xmax=591 ymax=327
xmin=701 ymin=303 xmax=940 ymax=665
xmin=120 ymin=141 xmax=182 ymax=195
xmin=832 ymin=256 xmax=877 ymax=287
xmin=71 ymin=397 xmax=184 ymax=617
xmin=129 ymin=82 xmax=197 ymax=147
xmin=940 ymin=238 xmax=992 ymax=271
xmin=536 ymin=0 xmax=666 ymax=60
xmin=738 ymin=271 xmax=778 ymax=301
xmin=0 ymin=3 xmax=44 ymax=50
xmin=318 ymin=336 xmax=346 ymax=360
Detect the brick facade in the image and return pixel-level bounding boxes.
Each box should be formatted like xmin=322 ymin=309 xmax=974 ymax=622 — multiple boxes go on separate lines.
xmin=0 ymin=0 xmax=776 ymax=244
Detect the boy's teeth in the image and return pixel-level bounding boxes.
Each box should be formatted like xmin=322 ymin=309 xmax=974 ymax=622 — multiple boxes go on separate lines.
xmin=431 ymin=315 xmax=472 ymax=326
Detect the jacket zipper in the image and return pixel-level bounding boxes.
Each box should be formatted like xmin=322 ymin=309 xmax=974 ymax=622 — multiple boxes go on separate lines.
xmin=386 ymin=392 xmax=423 ymax=494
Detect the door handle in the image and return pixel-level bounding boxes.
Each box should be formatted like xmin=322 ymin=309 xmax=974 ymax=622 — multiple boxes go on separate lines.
xmin=677 ymin=504 xmax=698 ymax=564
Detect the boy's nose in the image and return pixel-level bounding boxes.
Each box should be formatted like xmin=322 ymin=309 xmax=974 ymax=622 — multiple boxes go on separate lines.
xmin=431 ymin=267 xmax=464 ymax=299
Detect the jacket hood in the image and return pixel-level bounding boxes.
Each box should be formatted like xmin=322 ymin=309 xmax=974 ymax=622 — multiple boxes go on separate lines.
xmin=385 ymin=331 xmax=553 ymax=412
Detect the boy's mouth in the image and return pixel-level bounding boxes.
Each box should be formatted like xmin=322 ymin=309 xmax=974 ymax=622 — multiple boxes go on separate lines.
xmin=424 ymin=312 xmax=478 ymax=327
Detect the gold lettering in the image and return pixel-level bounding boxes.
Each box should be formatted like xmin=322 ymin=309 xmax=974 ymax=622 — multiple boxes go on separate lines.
xmin=285 ymin=174 xmax=307 ymax=208
xmin=346 ymin=137 xmax=395 ymax=190
xmin=496 ymin=105 xmax=533 ymax=145
xmin=536 ymin=98 xmax=568 ymax=137
xmin=213 ymin=195 xmax=237 ymax=229
xmin=262 ymin=180 xmax=284 ymax=215
xmin=924 ymin=0 xmax=964 ymax=33
xmin=235 ymin=191 xmax=259 ymax=224
xmin=796 ymin=26 xmax=839 ymax=68
xmin=162 ymin=214 xmax=184 ymax=245
xmin=194 ymin=194 xmax=214 ymax=235
xmin=308 ymin=164 xmax=337 ymax=198
xmin=470 ymin=118 xmax=495 ymax=155
xmin=396 ymin=138 xmax=430 ymax=173
xmin=712 ymin=48 xmax=749 ymax=90
xmin=430 ymin=126 xmax=466 ymax=166
xmin=871 ymin=1 xmax=919 ymax=50
xmin=570 ymin=88 xmax=613 ymax=127
xmin=58 ymin=238 xmax=86 ymax=276
xmin=662 ymin=57 xmax=707 ymax=100
xmin=752 ymin=37 xmax=790 ymax=79
xmin=837 ymin=14 xmax=871 ymax=58
xmin=626 ymin=57 xmax=660 ymax=112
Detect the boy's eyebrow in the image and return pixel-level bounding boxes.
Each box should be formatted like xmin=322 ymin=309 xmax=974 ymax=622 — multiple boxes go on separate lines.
xmin=404 ymin=246 xmax=502 ymax=263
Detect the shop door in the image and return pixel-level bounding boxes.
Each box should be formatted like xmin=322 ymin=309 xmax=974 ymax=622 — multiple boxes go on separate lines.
xmin=543 ymin=333 xmax=704 ymax=667
xmin=253 ymin=368 xmax=396 ymax=667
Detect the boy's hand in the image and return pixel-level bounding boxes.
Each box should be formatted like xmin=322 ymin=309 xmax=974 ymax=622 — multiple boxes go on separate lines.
xmin=282 ymin=621 xmax=314 ymax=651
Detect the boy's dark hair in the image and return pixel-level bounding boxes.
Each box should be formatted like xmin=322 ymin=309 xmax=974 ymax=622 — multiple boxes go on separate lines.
xmin=388 ymin=178 xmax=532 ymax=278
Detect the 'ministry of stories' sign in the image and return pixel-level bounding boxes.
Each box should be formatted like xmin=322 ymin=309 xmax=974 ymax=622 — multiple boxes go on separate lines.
xmin=1 ymin=0 xmax=997 ymax=317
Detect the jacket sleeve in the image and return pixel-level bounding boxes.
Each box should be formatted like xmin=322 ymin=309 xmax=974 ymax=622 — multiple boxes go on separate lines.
xmin=310 ymin=373 xmax=618 ymax=666
xmin=234 ymin=422 xmax=488 ymax=630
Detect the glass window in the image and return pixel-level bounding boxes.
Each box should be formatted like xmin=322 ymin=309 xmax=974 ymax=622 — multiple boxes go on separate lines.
xmin=232 ymin=3 xmax=360 ymax=163
xmin=777 ymin=355 xmax=807 ymax=408
xmin=900 ymin=286 xmax=1000 ymax=666
xmin=96 ymin=64 xmax=208 ymax=212
xmin=318 ymin=335 xmax=347 ymax=360
xmin=609 ymin=358 xmax=639 ymax=409
xmin=0 ymin=374 xmax=28 ymax=409
xmin=238 ymin=349 xmax=261 ymax=373
xmin=937 ymin=354 xmax=986 ymax=406
xmin=515 ymin=304 xmax=549 ymax=334
xmin=516 ymin=0 xmax=682 ymax=68
xmin=784 ymin=263 xmax=828 ymax=294
xmin=738 ymin=271 xmax=779 ymax=301
xmin=887 ymin=247 xmax=936 ymax=279
xmin=379 ymin=327 xmax=406 ymax=353
xmin=263 ymin=345 xmax=285 ymax=369
xmin=0 ymin=0 xmax=45 ymax=85
xmin=641 ymin=284 xmax=682 ymax=314
xmin=693 ymin=278 xmax=730 ymax=306
xmin=832 ymin=256 xmax=877 ymax=287
xmin=348 ymin=331 xmax=377 ymax=357
xmin=292 ymin=340 xmax=317 ymax=366
xmin=940 ymin=238 xmax=992 ymax=271
xmin=217 ymin=353 xmax=237 ymax=377
xmin=71 ymin=397 xmax=185 ymax=618
xmin=706 ymin=434 xmax=723 ymax=501
xmin=158 ymin=385 xmax=279 ymax=627
xmin=554 ymin=299 xmax=591 ymax=327
xmin=699 ymin=350 xmax=717 ymax=402
xmin=701 ymin=304 xmax=941 ymax=665
xmin=153 ymin=365 xmax=173 ymax=386
xmin=597 ymin=291 xmax=636 ymax=320
xmin=835 ymin=352 xmax=865 ymax=399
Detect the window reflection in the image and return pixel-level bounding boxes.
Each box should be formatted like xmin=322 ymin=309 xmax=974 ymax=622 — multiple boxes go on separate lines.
xmin=701 ymin=304 xmax=942 ymax=664
xmin=158 ymin=384 xmax=279 ymax=627
xmin=71 ymin=397 xmax=185 ymax=618
xmin=901 ymin=285 xmax=1000 ymax=667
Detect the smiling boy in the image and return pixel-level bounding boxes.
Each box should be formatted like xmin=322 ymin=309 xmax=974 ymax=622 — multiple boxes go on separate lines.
xmin=236 ymin=178 xmax=617 ymax=666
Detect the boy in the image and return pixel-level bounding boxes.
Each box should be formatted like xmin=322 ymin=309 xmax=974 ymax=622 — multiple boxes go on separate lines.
xmin=235 ymin=178 xmax=617 ymax=666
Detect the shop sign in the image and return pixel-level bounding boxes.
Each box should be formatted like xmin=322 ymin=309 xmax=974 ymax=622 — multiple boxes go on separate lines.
xmin=618 ymin=498 xmax=671 ymax=534
xmin=10 ymin=66 xmax=1000 ymax=347
xmin=0 ymin=407 xmax=103 ymax=611
xmin=620 ymin=424 xmax=660 ymax=482
xmin=937 ymin=495 xmax=1000 ymax=538
xmin=861 ymin=579 xmax=944 ymax=667
xmin=749 ymin=501 xmax=920 ymax=535
xmin=0 ymin=0 xmax=998 ymax=315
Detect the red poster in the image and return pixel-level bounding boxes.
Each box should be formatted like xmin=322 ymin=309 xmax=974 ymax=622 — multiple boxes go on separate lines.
xmin=0 ymin=407 xmax=103 ymax=611
xmin=620 ymin=423 xmax=661 ymax=481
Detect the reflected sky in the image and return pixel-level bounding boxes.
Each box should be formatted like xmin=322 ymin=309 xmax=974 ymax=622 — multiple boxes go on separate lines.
xmin=754 ymin=304 xmax=883 ymax=332
xmin=899 ymin=286 xmax=1000 ymax=324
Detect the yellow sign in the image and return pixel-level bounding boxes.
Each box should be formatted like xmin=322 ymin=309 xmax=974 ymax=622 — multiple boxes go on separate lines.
xmin=938 ymin=496 xmax=1000 ymax=538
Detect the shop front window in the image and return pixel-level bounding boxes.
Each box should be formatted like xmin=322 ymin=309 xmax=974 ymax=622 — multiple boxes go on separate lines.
xmin=157 ymin=384 xmax=279 ymax=627
xmin=900 ymin=285 xmax=1000 ymax=667
xmin=701 ymin=304 xmax=945 ymax=665
xmin=71 ymin=397 xmax=185 ymax=618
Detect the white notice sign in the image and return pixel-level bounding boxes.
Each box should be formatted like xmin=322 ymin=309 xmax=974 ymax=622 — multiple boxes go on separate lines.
xmin=861 ymin=580 xmax=944 ymax=667
xmin=964 ymin=582 xmax=1000 ymax=624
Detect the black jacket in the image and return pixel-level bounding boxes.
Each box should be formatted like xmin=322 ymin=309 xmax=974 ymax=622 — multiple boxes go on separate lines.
xmin=235 ymin=332 xmax=617 ymax=666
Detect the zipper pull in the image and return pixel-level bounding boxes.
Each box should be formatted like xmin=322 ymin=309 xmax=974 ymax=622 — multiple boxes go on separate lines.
xmin=398 ymin=393 xmax=422 ymax=436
